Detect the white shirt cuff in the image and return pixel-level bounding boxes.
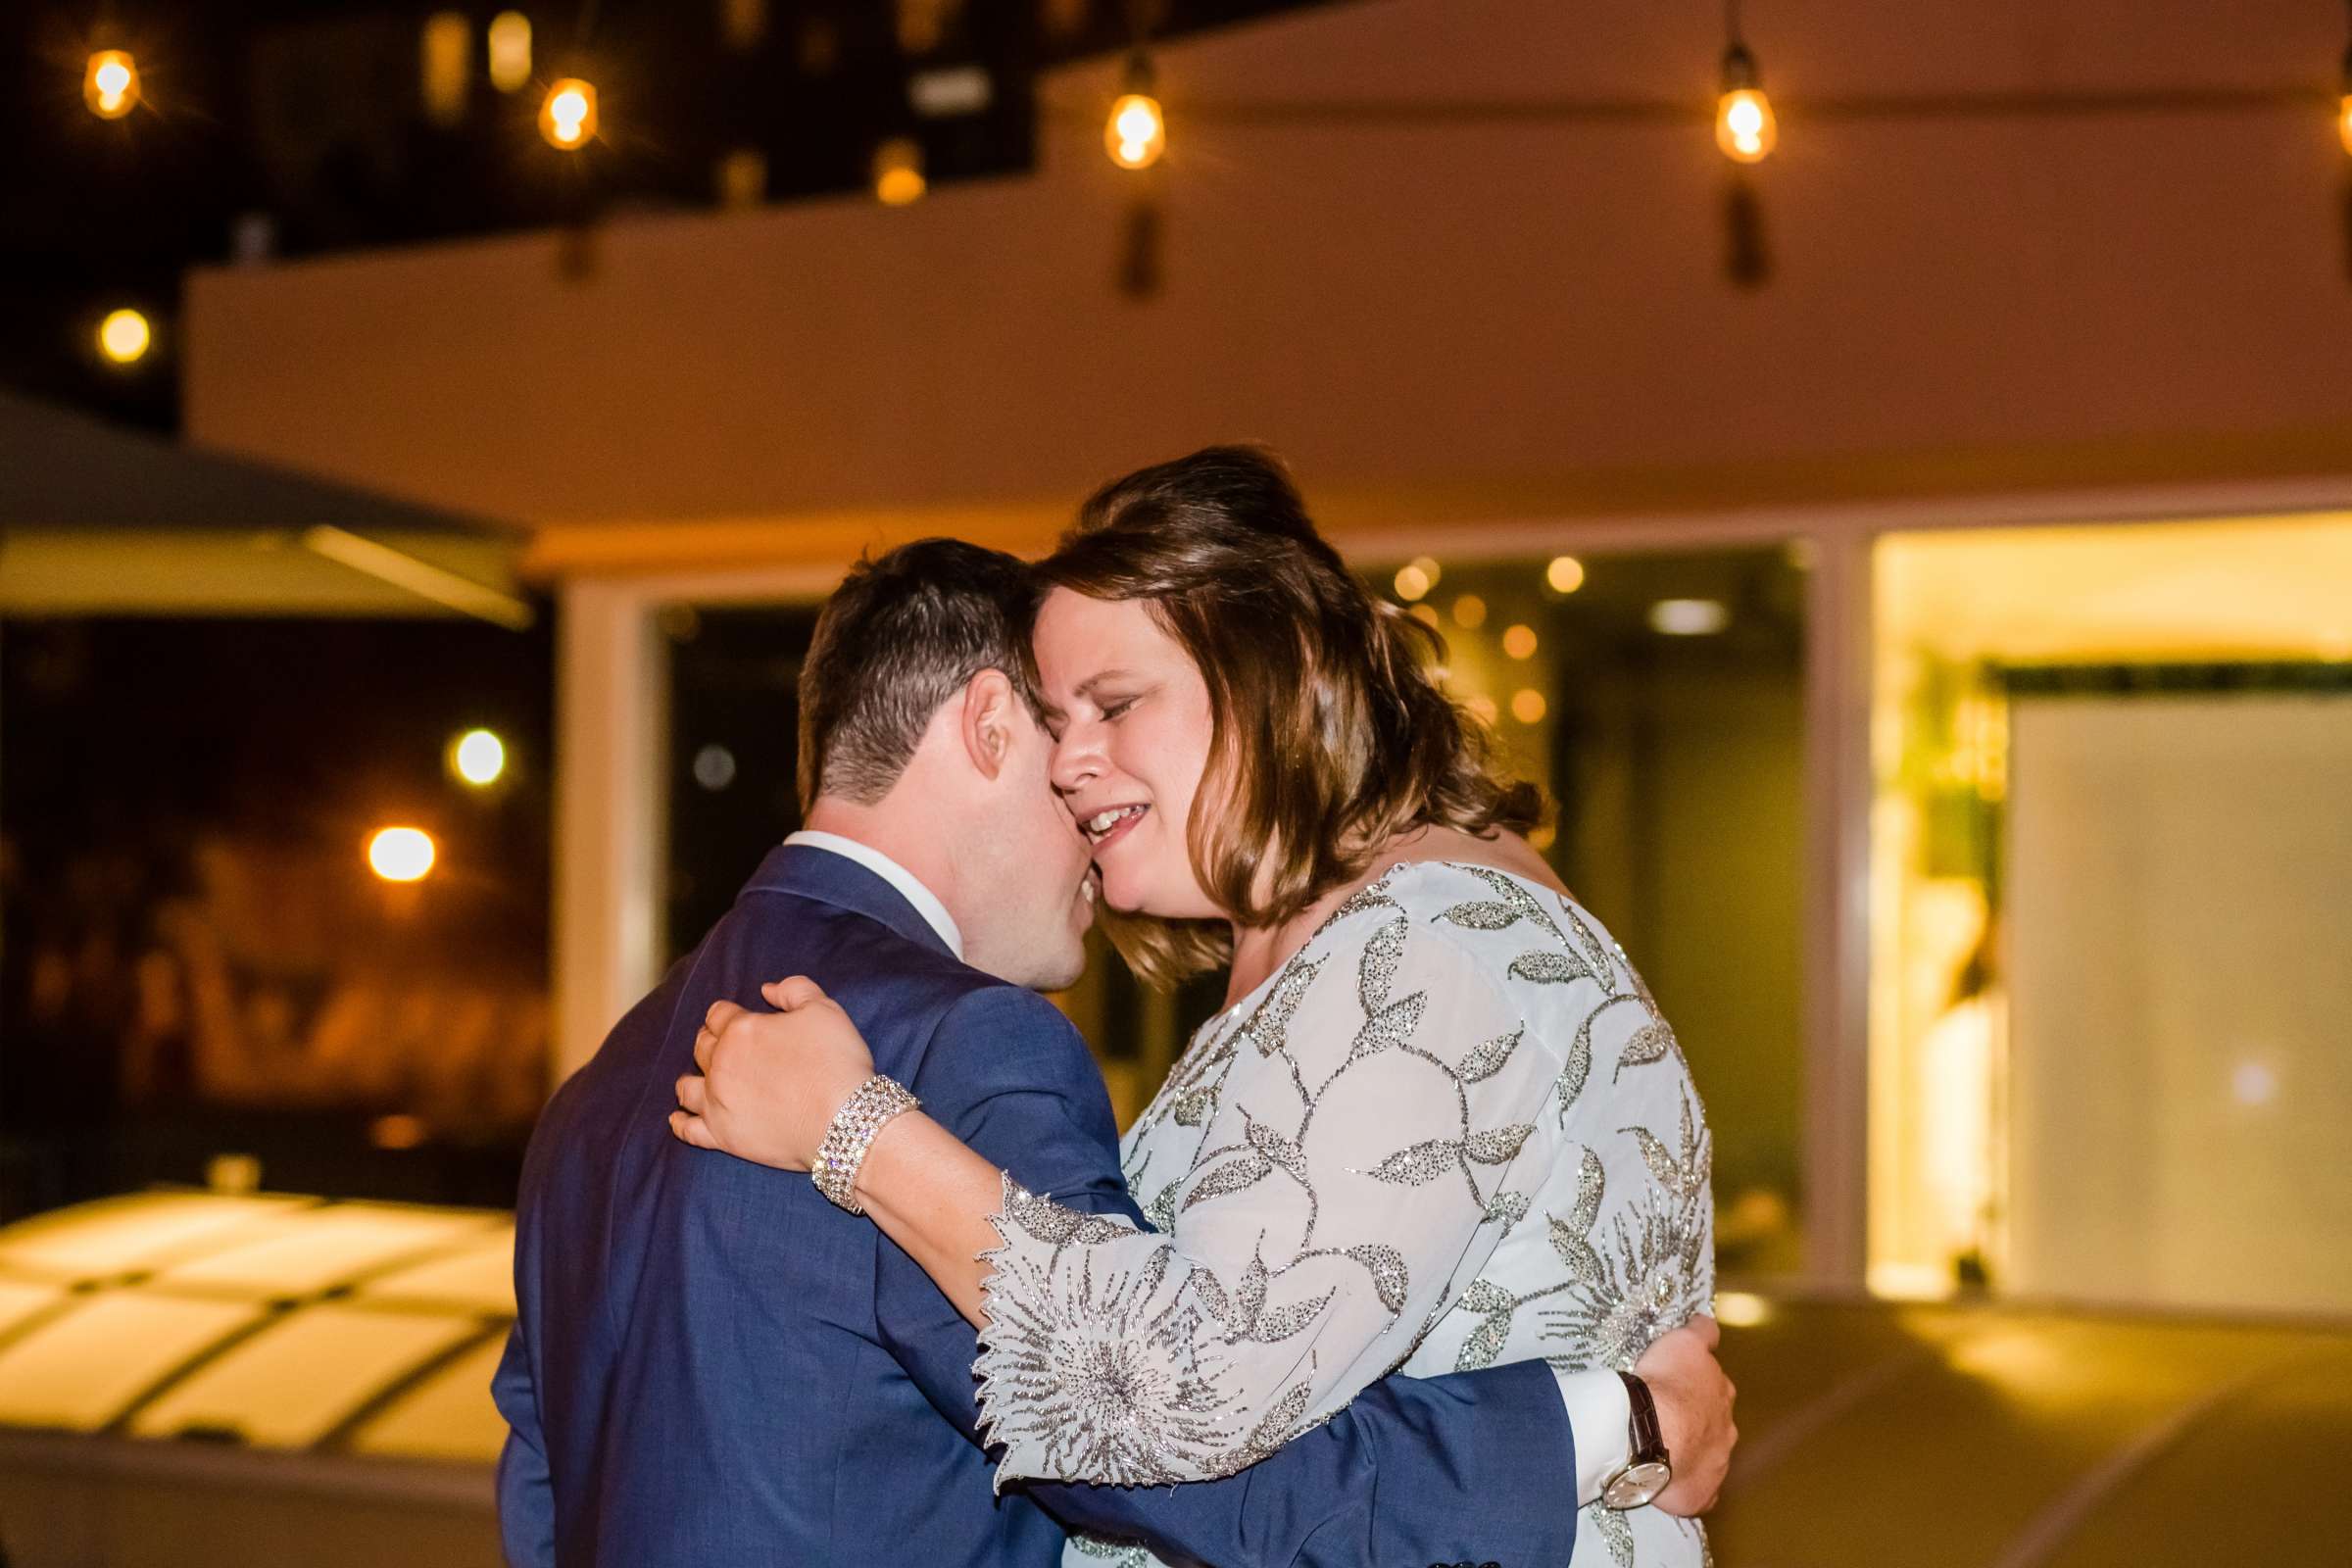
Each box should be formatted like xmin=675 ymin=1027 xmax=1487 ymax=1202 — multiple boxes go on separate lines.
xmin=1553 ymin=1364 xmax=1633 ymax=1507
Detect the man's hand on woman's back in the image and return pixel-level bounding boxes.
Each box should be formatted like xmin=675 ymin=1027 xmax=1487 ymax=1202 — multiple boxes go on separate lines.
xmin=1638 ymin=1314 xmax=1738 ymax=1517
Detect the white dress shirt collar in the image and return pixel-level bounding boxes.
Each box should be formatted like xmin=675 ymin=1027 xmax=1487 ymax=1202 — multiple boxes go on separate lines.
xmin=782 ymin=830 xmax=964 ymax=960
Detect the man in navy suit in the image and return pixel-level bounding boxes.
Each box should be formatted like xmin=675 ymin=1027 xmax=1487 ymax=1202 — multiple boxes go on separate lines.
xmin=493 ymin=540 xmax=1735 ymax=1566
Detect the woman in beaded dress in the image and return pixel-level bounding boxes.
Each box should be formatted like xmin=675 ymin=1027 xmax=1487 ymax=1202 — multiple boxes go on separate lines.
xmin=675 ymin=448 xmax=1719 ymax=1568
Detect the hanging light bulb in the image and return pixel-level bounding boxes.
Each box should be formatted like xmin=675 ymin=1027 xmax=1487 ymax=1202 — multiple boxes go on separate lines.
xmin=873 ymin=137 xmax=926 ymax=205
xmin=539 ymin=77 xmax=598 ymax=150
xmin=2339 ymin=23 xmax=2352 ymax=157
xmin=1716 ymin=42 xmax=1777 ymax=164
xmin=84 ymin=50 xmax=141 ymax=120
xmin=1104 ymin=52 xmax=1166 ymax=171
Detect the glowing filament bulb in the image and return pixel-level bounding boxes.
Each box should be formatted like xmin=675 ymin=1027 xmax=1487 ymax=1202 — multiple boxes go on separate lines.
xmin=85 ymin=51 xmax=140 ymax=120
xmin=1717 ymin=88 xmax=1776 ymax=163
xmin=540 ymin=78 xmax=597 ymax=149
xmin=1106 ymin=93 xmax=1165 ymax=170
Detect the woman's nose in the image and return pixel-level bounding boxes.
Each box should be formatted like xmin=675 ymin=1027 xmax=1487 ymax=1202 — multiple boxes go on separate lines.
xmin=1051 ymin=724 xmax=1102 ymax=793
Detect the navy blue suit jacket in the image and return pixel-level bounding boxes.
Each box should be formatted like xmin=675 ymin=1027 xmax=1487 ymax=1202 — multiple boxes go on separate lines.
xmin=495 ymin=843 xmax=1580 ymax=1566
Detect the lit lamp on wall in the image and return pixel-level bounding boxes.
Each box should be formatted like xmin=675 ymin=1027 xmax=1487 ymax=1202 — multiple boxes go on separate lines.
xmin=2339 ymin=28 xmax=2352 ymax=157
xmin=1105 ymin=52 xmax=1166 ymax=171
xmin=539 ymin=77 xmax=598 ymax=149
xmin=84 ymin=50 xmax=140 ymax=120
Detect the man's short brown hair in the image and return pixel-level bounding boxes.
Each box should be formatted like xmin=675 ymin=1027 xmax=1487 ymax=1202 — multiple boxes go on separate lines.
xmin=797 ymin=538 xmax=1042 ymax=810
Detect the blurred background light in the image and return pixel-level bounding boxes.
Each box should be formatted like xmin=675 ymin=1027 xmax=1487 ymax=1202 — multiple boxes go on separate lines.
xmin=1393 ymin=563 xmax=1432 ymax=601
xmin=1718 ymin=86 xmax=1776 ymax=163
xmin=487 ymin=12 xmax=532 ymax=92
xmin=420 ymin=13 xmax=471 ymax=127
xmin=540 ymin=78 xmax=597 ymax=149
xmin=1107 ymin=92 xmax=1166 ymax=170
xmin=97 ymin=308 xmax=152 ymax=365
xmin=1510 ymin=688 xmax=1547 ymax=723
xmin=1501 ymin=623 xmax=1539 ymax=659
xmin=873 ymin=137 xmax=926 ymax=205
xmin=1452 ymin=593 xmax=1488 ymax=628
xmin=1651 ymin=598 xmax=1731 ymax=636
xmin=1545 ymin=555 xmax=1587 ymax=594
xmin=368 ymin=826 xmax=436 ymax=882
xmin=450 ymin=728 xmax=506 ymax=786
xmin=84 ymin=50 xmax=140 ymax=120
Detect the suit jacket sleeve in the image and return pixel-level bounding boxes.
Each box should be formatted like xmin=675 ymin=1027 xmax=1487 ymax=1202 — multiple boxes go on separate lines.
xmin=877 ymin=984 xmax=1580 ymax=1568
xmin=491 ymin=1311 xmax=557 ymax=1568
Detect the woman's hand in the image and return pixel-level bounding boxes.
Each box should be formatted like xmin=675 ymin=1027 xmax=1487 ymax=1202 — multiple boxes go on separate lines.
xmin=669 ymin=977 xmax=875 ymax=1171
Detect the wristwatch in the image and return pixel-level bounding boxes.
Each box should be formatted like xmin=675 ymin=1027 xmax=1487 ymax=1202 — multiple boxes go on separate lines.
xmin=1599 ymin=1369 xmax=1674 ymax=1509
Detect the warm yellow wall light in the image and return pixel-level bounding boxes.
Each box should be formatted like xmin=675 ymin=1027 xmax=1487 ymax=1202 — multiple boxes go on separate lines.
xmin=85 ymin=51 xmax=140 ymax=119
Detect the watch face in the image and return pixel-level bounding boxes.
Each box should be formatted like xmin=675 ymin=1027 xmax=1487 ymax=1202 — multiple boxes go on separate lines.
xmin=1603 ymin=1460 xmax=1673 ymax=1510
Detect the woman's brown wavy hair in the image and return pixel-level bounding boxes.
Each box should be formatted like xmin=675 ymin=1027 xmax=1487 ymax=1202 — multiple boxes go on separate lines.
xmin=1033 ymin=445 xmax=1543 ymax=986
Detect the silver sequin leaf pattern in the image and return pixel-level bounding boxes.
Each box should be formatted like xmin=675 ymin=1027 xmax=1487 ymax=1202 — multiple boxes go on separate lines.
xmin=1613 ymin=1017 xmax=1678 ymax=1082
xmin=1004 ymin=1186 xmax=1135 ymax=1249
xmin=1171 ymin=1085 xmax=1219 ymax=1126
xmin=1555 ymin=1011 xmax=1596 ymax=1124
xmin=1250 ymin=1287 xmax=1336 ymax=1345
xmin=1192 ymin=1265 xmax=1230 ymax=1327
xmin=1589 ymin=1501 xmax=1637 ymax=1568
xmin=1548 ymin=1215 xmax=1606 ymax=1291
xmin=1343 ymin=990 xmax=1428 ymax=1069
xmin=1627 ymin=1126 xmax=1685 ymax=1195
xmin=1483 ymin=1190 xmax=1530 ymax=1227
xmin=1365 ymin=1138 xmax=1461 ymax=1186
xmin=1346 ymin=1243 xmax=1411 ymax=1314
xmin=1546 ymin=1149 xmax=1607 ymax=1287
xmin=1234 ymin=1254 xmax=1269 ymax=1336
xmin=1145 ymin=1182 xmax=1180 ymax=1234
xmin=1455 ymin=1026 xmax=1522 ymax=1083
xmin=1245 ymin=1119 xmax=1312 ymax=1186
xmin=1241 ymin=1380 xmax=1315 ymax=1457
xmin=1452 ymin=1278 xmax=1519 ymax=1371
xmin=1435 ymin=898 xmax=1524 ymax=931
xmin=1241 ymin=957 xmax=1325 ymax=1057
xmin=1181 ymin=1152 xmax=1273 ymax=1212
xmin=1464 ymin=1123 xmax=1535 ymax=1165
xmin=1507 ymin=949 xmax=1598 ymax=988
xmin=1456 ymin=1278 xmax=1514 ymax=1314
xmin=1357 ymin=914 xmax=1408 ymax=1012
xmin=1066 ymin=1538 xmax=1154 ymax=1566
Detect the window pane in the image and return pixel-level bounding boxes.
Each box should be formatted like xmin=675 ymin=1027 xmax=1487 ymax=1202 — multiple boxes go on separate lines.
xmin=1373 ymin=547 xmax=1810 ymax=1278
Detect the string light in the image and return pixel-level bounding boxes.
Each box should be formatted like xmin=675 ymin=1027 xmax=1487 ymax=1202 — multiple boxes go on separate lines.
xmin=98 ymin=309 xmax=152 ymax=365
xmin=1715 ymin=3 xmax=1777 ymax=164
xmin=1544 ymin=555 xmax=1586 ymax=594
xmin=84 ymin=50 xmax=140 ymax=120
xmin=1106 ymin=51 xmax=1166 ymax=170
xmin=2340 ymin=7 xmax=2352 ymax=157
xmin=450 ymin=729 xmax=507 ymax=786
xmin=873 ymin=137 xmax=926 ymax=205
xmin=540 ymin=78 xmax=598 ymax=149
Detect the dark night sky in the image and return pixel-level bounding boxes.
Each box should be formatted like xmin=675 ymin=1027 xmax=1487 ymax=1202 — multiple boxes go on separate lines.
xmin=0 ymin=0 xmax=1352 ymax=432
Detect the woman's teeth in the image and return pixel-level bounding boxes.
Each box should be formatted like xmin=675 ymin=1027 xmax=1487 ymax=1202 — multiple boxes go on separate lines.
xmin=1084 ymin=805 xmax=1148 ymax=842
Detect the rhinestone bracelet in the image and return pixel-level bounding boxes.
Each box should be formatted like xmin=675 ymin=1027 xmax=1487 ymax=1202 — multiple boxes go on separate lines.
xmin=811 ymin=1074 xmax=919 ymax=1215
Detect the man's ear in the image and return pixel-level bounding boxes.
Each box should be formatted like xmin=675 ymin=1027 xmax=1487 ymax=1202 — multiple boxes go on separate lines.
xmin=956 ymin=668 xmax=1019 ymax=782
